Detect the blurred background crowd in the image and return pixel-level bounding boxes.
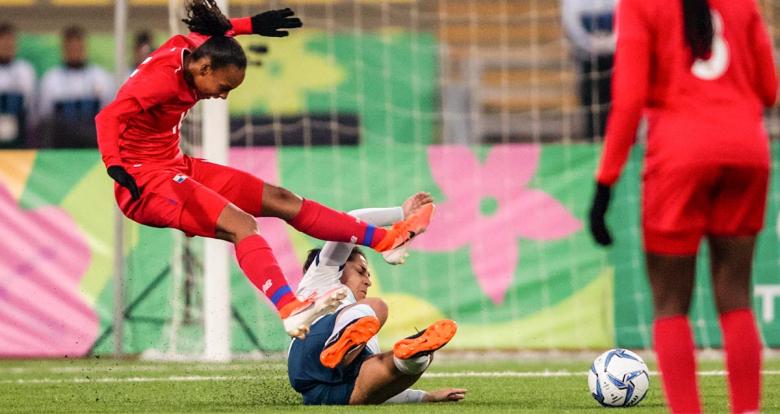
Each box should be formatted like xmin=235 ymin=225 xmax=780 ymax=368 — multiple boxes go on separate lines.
xmin=0 ymin=0 xmax=633 ymax=149
xmin=0 ymin=22 xmax=155 ymax=149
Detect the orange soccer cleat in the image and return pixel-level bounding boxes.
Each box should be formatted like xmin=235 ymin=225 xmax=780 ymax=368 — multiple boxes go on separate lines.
xmin=373 ymin=203 xmax=435 ymax=265
xmin=280 ymin=286 xmax=348 ymax=339
xmin=319 ymin=316 xmax=381 ymax=369
xmin=392 ymin=319 xmax=458 ymax=360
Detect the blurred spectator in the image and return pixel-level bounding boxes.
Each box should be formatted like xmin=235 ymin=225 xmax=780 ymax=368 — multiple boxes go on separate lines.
xmin=132 ymin=30 xmax=154 ymax=69
xmin=0 ymin=23 xmax=35 ymax=148
xmin=562 ymin=0 xmax=616 ymax=141
xmin=37 ymin=25 xmax=114 ymax=148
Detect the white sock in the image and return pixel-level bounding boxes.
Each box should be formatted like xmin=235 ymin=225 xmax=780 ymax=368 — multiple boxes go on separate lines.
xmin=393 ymin=354 xmax=431 ymax=375
xmin=325 ymin=304 xmax=376 ymax=345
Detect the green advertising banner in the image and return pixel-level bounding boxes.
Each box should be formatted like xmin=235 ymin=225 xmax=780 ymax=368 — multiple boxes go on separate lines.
xmin=609 ymin=147 xmax=780 ymax=349
xmin=0 ymin=144 xmax=778 ymax=356
xmin=3 ymin=30 xmax=778 ymax=356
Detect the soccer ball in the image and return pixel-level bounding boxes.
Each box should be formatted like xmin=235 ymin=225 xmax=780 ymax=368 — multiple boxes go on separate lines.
xmin=588 ymin=348 xmax=650 ymax=407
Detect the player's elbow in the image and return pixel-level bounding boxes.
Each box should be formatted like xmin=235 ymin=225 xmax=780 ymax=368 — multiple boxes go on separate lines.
xmin=95 ymin=108 xmax=110 ymax=128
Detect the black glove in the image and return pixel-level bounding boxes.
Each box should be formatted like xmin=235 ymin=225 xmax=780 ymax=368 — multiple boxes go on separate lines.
xmin=588 ymin=182 xmax=613 ymax=246
xmin=251 ymin=8 xmax=302 ymax=37
xmin=107 ymin=165 xmax=141 ymax=201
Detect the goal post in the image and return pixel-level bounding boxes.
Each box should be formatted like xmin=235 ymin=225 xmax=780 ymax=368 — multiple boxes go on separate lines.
xmin=201 ymin=0 xmax=232 ymax=362
xmin=201 ymin=99 xmax=231 ymax=362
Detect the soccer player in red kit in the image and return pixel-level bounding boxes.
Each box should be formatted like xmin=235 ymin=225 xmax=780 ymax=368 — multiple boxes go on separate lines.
xmin=588 ymin=0 xmax=776 ymax=412
xmin=95 ymin=0 xmax=434 ymax=340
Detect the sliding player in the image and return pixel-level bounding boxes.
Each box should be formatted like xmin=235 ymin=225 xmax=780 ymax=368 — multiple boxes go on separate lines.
xmin=287 ymin=193 xmax=466 ymax=405
xmin=94 ymin=0 xmax=432 ymax=339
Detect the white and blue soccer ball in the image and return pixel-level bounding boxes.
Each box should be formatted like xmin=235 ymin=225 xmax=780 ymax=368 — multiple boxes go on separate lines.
xmin=588 ymin=348 xmax=650 ymax=407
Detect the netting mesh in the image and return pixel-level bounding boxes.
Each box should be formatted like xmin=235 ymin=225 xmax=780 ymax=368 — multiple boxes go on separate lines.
xmin=151 ymin=0 xmax=780 ymax=356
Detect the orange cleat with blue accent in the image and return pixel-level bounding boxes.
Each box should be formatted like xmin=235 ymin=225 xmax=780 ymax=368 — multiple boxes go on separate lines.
xmin=320 ymin=316 xmax=381 ymax=369
xmin=373 ymin=203 xmax=435 ymax=265
xmin=280 ymin=286 xmax=348 ymax=340
xmin=392 ymin=319 xmax=458 ymax=360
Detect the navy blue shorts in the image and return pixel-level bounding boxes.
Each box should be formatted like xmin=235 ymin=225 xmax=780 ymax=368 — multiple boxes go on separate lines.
xmin=287 ymin=309 xmax=372 ymax=405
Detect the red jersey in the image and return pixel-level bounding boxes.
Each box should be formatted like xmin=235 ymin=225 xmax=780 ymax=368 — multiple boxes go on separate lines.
xmin=96 ymin=18 xmax=252 ymax=168
xmin=597 ymin=0 xmax=777 ymax=185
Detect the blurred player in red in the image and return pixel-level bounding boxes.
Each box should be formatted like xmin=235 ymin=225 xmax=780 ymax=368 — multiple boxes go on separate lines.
xmin=588 ymin=0 xmax=776 ymax=412
xmin=95 ymin=0 xmax=433 ymax=340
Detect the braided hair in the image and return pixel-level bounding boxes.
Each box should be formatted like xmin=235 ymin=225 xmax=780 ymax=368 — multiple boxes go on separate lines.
xmin=682 ymin=0 xmax=714 ymax=60
xmin=182 ymin=0 xmax=246 ymax=70
xmin=182 ymin=0 xmax=232 ymax=36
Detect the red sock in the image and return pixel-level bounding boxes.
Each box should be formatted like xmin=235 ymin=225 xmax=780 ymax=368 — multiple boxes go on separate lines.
xmin=235 ymin=235 xmax=296 ymax=313
xmin=653 ymin=315 xmax=701 ymax=414
xmin=288 ymin=199 xmax=387 ymax=248
xmin=720 ymin=308 xmax=762 ymax=414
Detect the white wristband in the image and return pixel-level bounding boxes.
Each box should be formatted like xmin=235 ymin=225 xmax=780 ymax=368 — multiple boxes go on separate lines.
xmin=384 ymin=389 xmax=426 ymax=404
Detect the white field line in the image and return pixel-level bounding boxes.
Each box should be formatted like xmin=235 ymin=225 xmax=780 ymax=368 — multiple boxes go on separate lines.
xmin=425 ymin=370 xmax=780 ymax=378
xmin=3 ymin=371 xmax=780 ymax=385
xmin=0 ymin=363 xmax=287 ymax=374
xmin=0 ymin=375 xmax=262 ymax=385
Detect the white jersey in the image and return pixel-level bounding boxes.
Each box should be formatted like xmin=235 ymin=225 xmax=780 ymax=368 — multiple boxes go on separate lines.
xmin=38 ymin=64 xmax=114 ymax=119
xmin=0 ymin=59 xmax=36 ymax=144
xmin=296 ymin=206 xmax=404 ymax=355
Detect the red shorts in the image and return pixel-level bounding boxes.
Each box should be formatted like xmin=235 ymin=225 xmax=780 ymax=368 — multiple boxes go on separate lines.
xmin=641 ymin=163 xmax=768 ymax=255
xmin=115 ymin=156 xmax=265 ymax=238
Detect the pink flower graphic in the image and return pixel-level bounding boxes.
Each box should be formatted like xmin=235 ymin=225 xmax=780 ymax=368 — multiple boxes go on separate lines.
xmin=0 ymin=184 xmax=97 ymax=357
xmin=230 ymin=148 xmax=304 ymax=289
xmin=413 ymin=144 xmax=582 ymax=304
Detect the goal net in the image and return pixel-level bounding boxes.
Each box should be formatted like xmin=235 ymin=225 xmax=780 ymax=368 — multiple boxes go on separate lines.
xmin=146 ymin=0 xmax=780 ymax=358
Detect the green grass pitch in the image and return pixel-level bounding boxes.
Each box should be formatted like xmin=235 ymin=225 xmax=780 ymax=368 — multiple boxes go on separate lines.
xmin=2 ymin=355 xmax=779 ymax=413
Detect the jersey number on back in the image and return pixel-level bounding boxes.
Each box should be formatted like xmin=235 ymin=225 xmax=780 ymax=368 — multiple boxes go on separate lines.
xmin=691 ymin=11 xmax=729 ymax=80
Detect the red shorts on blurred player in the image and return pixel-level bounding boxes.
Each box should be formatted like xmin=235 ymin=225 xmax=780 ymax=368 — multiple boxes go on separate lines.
xmin=641 ymin=163 xmax=769 ymax=255
xmin=114 ymin=155 xmax=265 ymax=238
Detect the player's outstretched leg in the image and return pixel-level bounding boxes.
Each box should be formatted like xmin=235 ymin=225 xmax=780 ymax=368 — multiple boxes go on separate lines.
xmin=320 ymin=316 xmax=380 ymax=369
xmin=392 ymin=319 xmax=458 ymax=360
xmin=320 ymin=299 xmax=388 ymax=369
xmin=280 ymin=286 xmax=349 ymax=339
xmin=372 ymin=203 xmax=435 ymax=265
xmin=217 ymin=202 xmax=347 ymax=339
xmin=348 ymin=320 xmax=458 ymax=405
xmin=260 ymin=184 xmax=434 ymax=264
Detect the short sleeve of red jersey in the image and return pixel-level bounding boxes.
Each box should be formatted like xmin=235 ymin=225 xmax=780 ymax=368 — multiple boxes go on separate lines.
xmin=596 ymin=0 xmax=653 ymax=185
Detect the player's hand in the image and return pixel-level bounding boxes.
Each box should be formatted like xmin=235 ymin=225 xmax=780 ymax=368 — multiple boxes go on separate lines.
xmin=107 ymin=165 xmax=141 ymax=201
xmin=250 ymin=8 xmax=302 ymax=37
xmin=422 ymin=388 xmax=467 ymax=402
xmin=588 ymin=182 xmax=613 ymax=246
xmin=402 ymin=192 xmax=433 ymax=218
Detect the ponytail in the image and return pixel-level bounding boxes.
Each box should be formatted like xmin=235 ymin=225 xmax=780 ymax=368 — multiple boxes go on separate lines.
xmin=183 ymin=0 xmax=247 ymax=70
xmin=182 ymin=0 xmax=232 ymax=36
xmin=682 ymin=0 xmax=714 ymax=60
